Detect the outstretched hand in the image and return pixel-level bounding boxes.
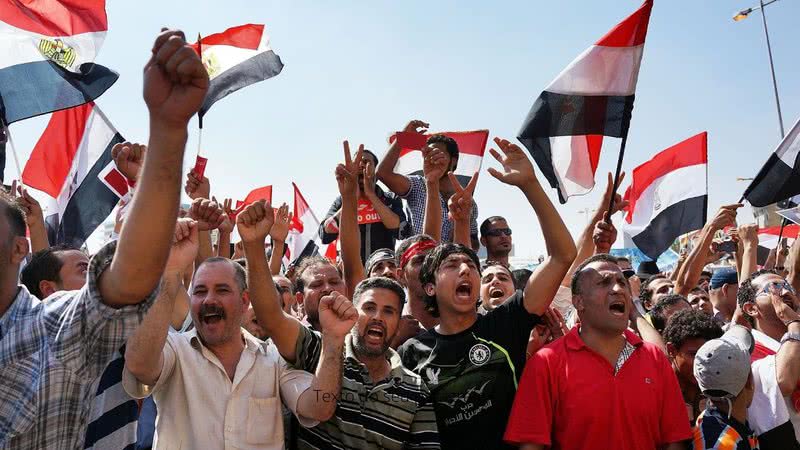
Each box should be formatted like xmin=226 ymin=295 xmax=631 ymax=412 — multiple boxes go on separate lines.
xmin=336 ymin=140 xmax=364 ymax=197
xmin=13 ymin=184 xmax=44 ymax=228
xmin=447 ymin=171 xmax=478 ymax=223
xmin=487 ymin=137 xmax=536 ymax=187
xmin=593 ymin=212 xmax=617 ymax=253
xmin=111 ymin=142 xmax=146 ymax=182
xmin=236 ymin=199 xmax=274 ymax=245
xmin=270 ymin=203 xmax=292 ymax=242
xmin=144 ymin=29 xmax=209 ymax=128
xmin=403 ymin=119 xmax=429 ymax=134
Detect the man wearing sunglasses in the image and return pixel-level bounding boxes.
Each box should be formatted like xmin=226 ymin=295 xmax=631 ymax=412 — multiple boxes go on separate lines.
xmin=479 ymin=216 xmax=513 ymax=267
xmin=739 ymin=269 xmax=800 ymax=442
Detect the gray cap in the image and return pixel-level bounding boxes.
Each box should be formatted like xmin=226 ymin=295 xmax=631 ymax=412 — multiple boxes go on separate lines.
xmin=693 ymin=325 xmax=754 ymax=398
xmin=365 ymin=248 xmax=396 ymax=275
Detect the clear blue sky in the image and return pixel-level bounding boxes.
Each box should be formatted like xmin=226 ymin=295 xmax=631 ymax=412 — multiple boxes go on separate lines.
xmin=6 ymin=0 xmax=800 ymax=257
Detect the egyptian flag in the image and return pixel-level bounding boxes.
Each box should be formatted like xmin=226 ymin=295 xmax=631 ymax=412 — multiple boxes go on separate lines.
xmin=285 ymin=182 xmax=323 ymax=267
xmin=623 ymin=132 xmax=708 ymax=259
xmin=518 ymin=0 xmax=652 ymax=203
xmin=0 ymin=0 xmax=118 ymax=124
xmin=234 ymin=185 xmax=273 ymax=214
xmin=21 ymin=102 xmax=126 ymax=247
xmin=743 ymin=116 xmax=800 ymax=207
xmin=191 ymin=24 xmax=283 ymax=118
xmin=389 ymin=130 xmax=489 ymax=185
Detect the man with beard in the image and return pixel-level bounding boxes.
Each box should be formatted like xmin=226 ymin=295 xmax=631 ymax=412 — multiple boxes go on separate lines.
xmin=241 ymin=200 xmax=440 ymax=449
xmin=504 ymin=254 xmax=692 ymax=449
xmin=480 ymin=217 xmax=513 ymax=266
xmin=320 ymin=149 xmax=410 ymax=264
xmin=123 ymin=211 xmax=351 ymax=449
xmin=399 ymin=138 xmax=577 ymax=449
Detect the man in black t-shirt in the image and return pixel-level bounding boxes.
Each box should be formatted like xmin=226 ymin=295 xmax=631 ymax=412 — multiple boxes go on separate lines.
xmin=398 ymin=137 xmax=577 ymax=449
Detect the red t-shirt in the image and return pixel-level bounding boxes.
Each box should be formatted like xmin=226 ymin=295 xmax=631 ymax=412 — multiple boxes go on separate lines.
xmin=504 ymin=328 xmax=692 ymax=449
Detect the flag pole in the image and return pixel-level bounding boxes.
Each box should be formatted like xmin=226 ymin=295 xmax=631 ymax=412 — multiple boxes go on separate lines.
xmin=1 ymin=119 xmax=24 ymax=187
xmin=606 ymin=134 xmax=628 ymax=221
xmin=196 ymin=33 xmax=203 ymax=160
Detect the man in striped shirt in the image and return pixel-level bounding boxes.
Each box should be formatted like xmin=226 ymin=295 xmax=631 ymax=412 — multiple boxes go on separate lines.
xmin=245 ymin=221 xmax=440 ymax=449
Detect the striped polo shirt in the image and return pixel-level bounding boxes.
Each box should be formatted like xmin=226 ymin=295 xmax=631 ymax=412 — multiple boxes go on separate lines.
xmin=293 ymin=326 xmax=440 ymax=449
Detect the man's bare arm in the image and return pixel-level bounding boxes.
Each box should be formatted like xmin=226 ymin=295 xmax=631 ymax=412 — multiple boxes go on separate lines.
xmin=376 ymin=120 xmax=428 ymax=196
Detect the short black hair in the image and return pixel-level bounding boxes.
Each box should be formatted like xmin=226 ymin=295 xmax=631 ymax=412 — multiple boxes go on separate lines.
xmin=737 ymin=268 xmax=780 ymax=309
xmin=20 ymin=245 xmax=77 ymax=299
xmin=482 ymin=260 xmax=512 ymax=276
xmin=294 ymin=255 xmax=340 ymax=293
xmin=395 ymin=234 xmax=436 ymax=266
xmin=662 ymin=308 xmax=723 ymax=350
xmin=479 ymin=216 xmax=506 ymax=238
xmin=639 ymin=274 xmax=668 ymax=309
xmin=352 ymin=277 xmax=406 ymax=309
xmin=426 ymin=134 xmax=459 ymax=167
xmin=419 ymin=243 xmax=481 ymax=317
xmin=616 ymin=256 xmax=631 ymax=264
xmin=0 ymin=190 xmax=26 ymax=238
xmin=700 ymin=270 xmax=713 ymax=279
xmin=570 ymin=254 xmax=619 ymax=296
xmin=198 ymin=256 xmax=247 ymax=293
xmin=650 ymin=294 xmax=690 ymax=333
xmin=511 ymin=268 xmax=532 ymax=291
xmin=689 ymin=286 xmax=708 ymax=295
xmin=362 ymin=149 xmax=379 ymax=166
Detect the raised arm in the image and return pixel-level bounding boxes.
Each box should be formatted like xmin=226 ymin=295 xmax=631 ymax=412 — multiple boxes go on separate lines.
xmin=738 ymin=223 xmax=759 ymax=281
xmin=337 ymin=141 xmax=366 ymax=297
xmin=674 ymin=205 xmax=740 ymax=296
xmin=488 ymin=138 xmax=577 ymax=316
xmin=269 ymin=203 xmax=291 ymax=275
xmin=560 ymin=173 xmax=628 ymax=287
xmin=376 ymin=120 xmax=428 ymax=196
xmin=124 ymin=218 xmax=198 ymax=386
xmin=99 ymin=29 xmax=209 ymax=306
xmin=422 ymin=145 xmax=447 ymax=242
xmin=14 ymin=185 xmax=49 ymax=253
xmin=447 ymin=172 xmax=478 ymax=249
xmin=295 ymin=292 xmax=358 ymax=421
xmin=769 ymin=293 xmax=800 ymax=396
xmin=215 ymin=197 xmax=234 ymax=259
xmin=188 ymin=198 xmax=224 ymax=267
xmin=238 ymin=200 xmax=303 ymax=363
xmin=362 ymin=160 xmax=400 ymax=230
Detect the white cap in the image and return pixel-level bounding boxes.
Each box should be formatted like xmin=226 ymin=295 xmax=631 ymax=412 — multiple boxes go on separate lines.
xmin=693 ymin=325 xmax=754 ymax=398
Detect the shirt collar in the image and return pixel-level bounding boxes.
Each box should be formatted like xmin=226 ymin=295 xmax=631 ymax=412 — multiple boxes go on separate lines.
xmin=565 ymin=326 xmax=643 ymax=351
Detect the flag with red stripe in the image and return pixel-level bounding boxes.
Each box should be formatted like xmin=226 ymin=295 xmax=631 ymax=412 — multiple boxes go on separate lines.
xmin=389 ymin=130 xmax=489 ymax=186
xmin=622 ymin=132 xmax=708 ymax=259
xmin=21 ymin=102 xmax=126 ymax=247
xmin=285 ymin=182 xmax=324 ymax=267
xmin=0 ymin=0 xmax=117 ymax=124
xmin=518 ymin=0 xmax=652 ymax=203
xmin=191 ymin=24 xmax=283 ymax=118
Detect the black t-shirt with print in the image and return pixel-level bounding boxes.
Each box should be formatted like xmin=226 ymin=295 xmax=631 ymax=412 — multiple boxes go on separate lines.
xmin=398 ymin=291 xmax=540 ymax=450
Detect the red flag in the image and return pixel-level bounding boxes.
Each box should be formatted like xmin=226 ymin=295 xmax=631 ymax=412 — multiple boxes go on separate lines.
xmin=390 ymin=130 xmax=488 ymax=185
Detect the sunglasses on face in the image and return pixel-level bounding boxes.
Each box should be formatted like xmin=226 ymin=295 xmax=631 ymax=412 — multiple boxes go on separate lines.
xmin=760 ymin=280 xmax=796 ymax=296
xmin=622 ymin=269 xmax=635 ymax=279
xmin=485 ymin=228 xmax=512 ymax=237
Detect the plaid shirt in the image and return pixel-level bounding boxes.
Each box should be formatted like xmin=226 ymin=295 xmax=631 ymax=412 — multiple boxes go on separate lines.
xmin=0 ymin=241 xmax=157 ymax=449
xmin=401 ymin=175 xmax=478 ymax=242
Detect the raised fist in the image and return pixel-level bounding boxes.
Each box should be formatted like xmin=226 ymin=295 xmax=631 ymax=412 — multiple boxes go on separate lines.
xmin=318 ymin=292 xmax=358 ymax=339
xmin=236 ymin=200 xmax=274 ymax=245
xmin=185 ymin=170 xmax=210 ymax=200
xmin=144 ymin=29 xmax=209 ymax=128
xmin=166 ymin=218 xmax=199 ymax=273
xmin=188 ymin=198 xmax=224 ymax=231
xmin=111 ymin=142 xmax=146 ymax=182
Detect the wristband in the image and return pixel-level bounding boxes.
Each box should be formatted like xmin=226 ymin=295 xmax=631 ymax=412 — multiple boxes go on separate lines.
xmin=785 ymin=319 xmax=800 ymax=328
xmin=780 ymin=332 xmax=800 ymax=344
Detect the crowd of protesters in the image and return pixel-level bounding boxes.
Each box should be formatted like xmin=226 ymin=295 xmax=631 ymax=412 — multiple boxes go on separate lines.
xmin=2 ymin=29 xmax=800 ymax=450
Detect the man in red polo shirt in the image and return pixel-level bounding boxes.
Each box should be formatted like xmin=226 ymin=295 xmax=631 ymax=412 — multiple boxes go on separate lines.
xmin=504 ymin=254 xmax=691 ymax=450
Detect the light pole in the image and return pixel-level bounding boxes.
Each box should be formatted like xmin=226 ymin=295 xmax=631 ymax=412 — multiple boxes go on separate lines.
xmin=733 ymin=0 xmax=785 ymax=138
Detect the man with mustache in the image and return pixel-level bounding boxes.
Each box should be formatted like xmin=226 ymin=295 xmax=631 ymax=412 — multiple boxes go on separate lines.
xmin=123 ymin=211 xmax=352 ymax=449
xmin=241 ymin=197 xmax=440 ymax=449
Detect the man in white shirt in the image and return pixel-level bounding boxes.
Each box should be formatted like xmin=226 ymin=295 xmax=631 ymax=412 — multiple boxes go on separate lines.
xmin=124 ymin=218 xmax=357 ymax=449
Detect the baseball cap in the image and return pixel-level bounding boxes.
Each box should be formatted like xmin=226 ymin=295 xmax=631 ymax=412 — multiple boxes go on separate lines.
xmin=710 ymin=267 xmax=738 ymax=290
xmin=693 ymin=325 xmax=754 ymax=398
xmin=365 ymin=248 xmax=396 ymax=275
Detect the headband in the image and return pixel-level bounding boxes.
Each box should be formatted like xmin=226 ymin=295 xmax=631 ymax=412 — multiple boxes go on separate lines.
xmin=400 ymin=240 xmax=437 ymax=269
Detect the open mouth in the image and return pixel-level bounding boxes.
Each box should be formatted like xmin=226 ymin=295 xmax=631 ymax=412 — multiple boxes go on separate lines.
xmin=489 ymin=287 xmax=506 ymax=299
xmin=608 ymin=300 xmax=626 ymax=317
xmin=365 ymin=325 xmax=385 ymax=343
xmin=199 ymin=306 xmax=226 ymax=325
xmin=455 ymin=281 xmax=473 ymax=301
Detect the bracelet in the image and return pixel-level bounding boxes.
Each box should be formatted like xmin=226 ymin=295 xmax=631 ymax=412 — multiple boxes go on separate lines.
xmin=785 ymin=319 xmax=800 ymax=328
xmin=780 ymin=332 xmax=800 ymax=344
